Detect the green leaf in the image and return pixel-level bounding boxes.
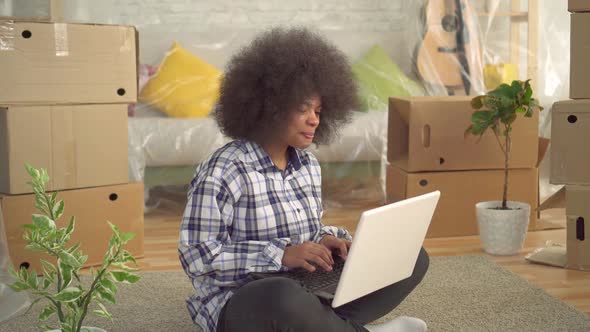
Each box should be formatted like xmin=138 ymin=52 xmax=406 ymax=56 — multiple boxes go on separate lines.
xmin=65 ymin=216 xmax=75 ymax=237
xmin=32 ymin=214 xmax=55 ymax=231
xmin=121 ymin=250 xmax=137 ymax=264
xmin=488 ymin=83 xmax=515 ymax=99
xmin=27 ymin=270 xmax=39 ymax=289
xmin=110 ymin=271 xmax=141 ymax=284
xmin=58 ymin=259 xmax=73 ymax=288
xmin=38 ymin=305 xmax=56 ymax=321
xmin=40 ymin=169 xmax=50 ymax=184
xmin=42 ymin=277 xmax=52 ymax=290
xmin=93 ymin=303 xmax=113 ymax=321
xmin=108 ymin=222 xmax=121 ymax=239
xmin=25 ymin=243 xmax=44 ymax=251
xmin=9 ymin=281 xmax=29 ymax=292
xmin=19 ymin=266 xmax=29 ymax=281
xmin=58 ymin=251 xmax=81 ymax=268
xmin=111 ymin=262 xmax=140 ymax=272
xmin=510 ymin=80 xmax=522 ymax=94
xmin=77 ymin=255 xmax=88 ymax=265
xmin=525 ymin=108 xmax=534 ymax=117
xmin=120 ymin=232 xmax=135 ymax=244
xmin=54 ymin=287 xmax=82 ymax=302
xmin=501 ymin=113 xmax=517 ymax=125
xmin=55 ymin=229 xmax=66 ymax=243
xmin=96 ymin=286 xmax=116 ymax=304
xmin=68 ymin=241 xmax=81 ymax=254
xmin=50 ymin=192 xmax=58 ymax=206
xmin=40 ymin=259 xmax=56 ymax=274
xmin=523 ymin=83 xmax=533 ymax=103
xmin=471 ymin=110 xmax=489 ymax=122
xmin=53 ymin=200 xmax=65 ymax=220
xmin=25 ymin=164 xmax=40 ymax=179
xmin=8 ymin=265 xmax=18 ymax=279
xmin=515 ymin=107 xmax=526 ymax=114
xmin=100 ymin=278 xmax=118 ymax=295
xmin=58 ymin=321 xmax=74 ymax=332
xmin=21 ymin=224 xmax=36 ymax=231
xmin=471 ymin=96 xmax=484 ymax=109
xmin=34 ymin=194 xmax=49 ymax=212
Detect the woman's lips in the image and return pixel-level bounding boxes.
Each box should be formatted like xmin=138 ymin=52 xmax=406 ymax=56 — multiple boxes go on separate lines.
xmin=302 ymin=132 xmax=314 ymax=139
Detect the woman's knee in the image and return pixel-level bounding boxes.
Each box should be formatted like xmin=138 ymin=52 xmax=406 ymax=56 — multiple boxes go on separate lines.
xmin=238 ymin=277 xmax=316 ymax=315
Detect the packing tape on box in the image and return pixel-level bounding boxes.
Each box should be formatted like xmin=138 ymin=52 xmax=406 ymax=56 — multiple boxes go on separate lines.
xmin=0 ymin=20 xmax=15 ymax=51
xmin=50 ymin=107 xmax=77 ymax=189
xmin=54 ymin=23 xmax=69 ymax=57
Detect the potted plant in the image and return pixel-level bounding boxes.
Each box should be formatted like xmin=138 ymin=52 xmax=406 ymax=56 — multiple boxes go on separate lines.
xmin=466 ymin=80 xmax=543 ymax=255
xmin=8 ymin=165 xmax=141 ymax=332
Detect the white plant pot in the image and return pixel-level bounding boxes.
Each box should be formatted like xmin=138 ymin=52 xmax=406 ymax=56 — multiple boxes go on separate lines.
xmin=476 ymin=201 xmax=531 ymax=255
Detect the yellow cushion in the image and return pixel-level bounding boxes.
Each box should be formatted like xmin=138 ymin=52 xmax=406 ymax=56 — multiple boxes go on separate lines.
xmin=139 ymin=42 xmax=222 ymax=118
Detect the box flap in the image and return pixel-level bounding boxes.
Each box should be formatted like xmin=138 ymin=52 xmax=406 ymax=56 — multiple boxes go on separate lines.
xmin=569 ymin=0 xmax=590 ymax=12
xmin=553 ymin=100 xmax=590 ymax=113
xmin=537 ymin=186 xmax=565 ymax=211
xmin=537 ymin=137 xmax=550 ymax=167
xmin=525 ymin=244 xmax=567 ymax=268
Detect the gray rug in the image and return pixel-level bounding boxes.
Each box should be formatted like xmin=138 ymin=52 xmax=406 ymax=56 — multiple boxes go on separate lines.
xmin=2 ymin=256 xmax=589 ymax=332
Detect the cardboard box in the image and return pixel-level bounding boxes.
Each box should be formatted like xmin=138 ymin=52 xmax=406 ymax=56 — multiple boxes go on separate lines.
xmin=386 ymin=165 xmax=538 ymax=238
xmin=565 ymin=185 xmax=590 ymax=271
xmin=570 ymin=14 xmax=590 ymax=99
xmin=0 ymin=104 xmax=129 ymax=194
xmin=0 ymin=21 xmax=138 ymax=104
xmin=569 ymin=0 xmax=590 ymax=12
xmin=388 ymin=97 xmax=539 ymax=172
xmin=2 ymin=182 xmax=144 ymax=272
xmin=550 ymin=100 xmax=590 ymax=185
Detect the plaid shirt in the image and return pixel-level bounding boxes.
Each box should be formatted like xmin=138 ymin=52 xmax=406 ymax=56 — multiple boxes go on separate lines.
xmin=178 ymin=140 xmax=352 ymax=332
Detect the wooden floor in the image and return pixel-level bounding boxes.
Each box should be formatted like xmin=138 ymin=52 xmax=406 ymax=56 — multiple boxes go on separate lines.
xmin=138 ymin=199 xmax=590 ymax=315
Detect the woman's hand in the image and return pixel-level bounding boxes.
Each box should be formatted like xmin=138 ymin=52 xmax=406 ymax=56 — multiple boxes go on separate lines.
xmin=319 ymin=235 xmax=352 ymax=260
xmin=282 ymin=241 xmax=334 ymax=272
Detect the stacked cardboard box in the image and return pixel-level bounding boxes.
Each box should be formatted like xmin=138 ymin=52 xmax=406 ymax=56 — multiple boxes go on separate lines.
xmin=0 ymin=20 xmax=144 ymax=272
xmin=547 ymin=1 xmax=590 ymax=271
xmin=386 ymin=97 xmax=541 ymax=238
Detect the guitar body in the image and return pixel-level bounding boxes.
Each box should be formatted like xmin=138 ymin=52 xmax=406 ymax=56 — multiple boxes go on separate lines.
xmin=415 ymin=0 xmax=484 ymax=95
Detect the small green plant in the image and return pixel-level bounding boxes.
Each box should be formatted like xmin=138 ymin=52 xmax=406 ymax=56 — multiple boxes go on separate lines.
xmin=466 ymin=79 xmax=543 ymax=210
xmin=8 ymin=165 xmax=140 ymax=332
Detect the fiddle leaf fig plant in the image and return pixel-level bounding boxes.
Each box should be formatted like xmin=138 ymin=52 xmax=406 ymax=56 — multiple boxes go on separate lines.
xmin=8 ymin=164 xmax=140 ymax=332
xmin=466 ymin=79 xmax=543 ymax=209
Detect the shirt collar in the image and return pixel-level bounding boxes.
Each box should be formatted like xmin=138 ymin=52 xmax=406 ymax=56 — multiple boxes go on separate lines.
xmin=244 ymin=140 xmax=303 ymax=173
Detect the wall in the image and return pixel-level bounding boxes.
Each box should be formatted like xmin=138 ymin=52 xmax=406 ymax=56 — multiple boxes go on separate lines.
xmin=57 ymin=0 xmax=410 ymax=70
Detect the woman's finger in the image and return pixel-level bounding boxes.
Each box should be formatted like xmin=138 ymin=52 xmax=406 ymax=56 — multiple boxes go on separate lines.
xmin=306 ymin=252 xmax=333 ymax=272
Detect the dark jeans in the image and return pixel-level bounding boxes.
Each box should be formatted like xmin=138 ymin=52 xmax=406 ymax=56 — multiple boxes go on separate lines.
xmin=217 ymin=247 xmax=429 ymax=332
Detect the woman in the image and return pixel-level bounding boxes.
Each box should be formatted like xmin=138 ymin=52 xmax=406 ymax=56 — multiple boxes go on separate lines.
xmin=179 ymin=27 xmax=429 ymax=332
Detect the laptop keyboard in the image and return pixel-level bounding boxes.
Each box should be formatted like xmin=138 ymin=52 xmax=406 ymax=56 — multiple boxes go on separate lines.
xmin=287 ymin=257 xmax=345 ymax=292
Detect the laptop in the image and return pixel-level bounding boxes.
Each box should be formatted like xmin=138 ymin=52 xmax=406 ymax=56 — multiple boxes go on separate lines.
xmin=251 ymin=190 xmax=440 ymax=308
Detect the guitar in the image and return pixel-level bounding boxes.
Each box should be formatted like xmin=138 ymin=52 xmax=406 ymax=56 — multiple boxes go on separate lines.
xmin=415 ymin=0 xmax=484 ymax=95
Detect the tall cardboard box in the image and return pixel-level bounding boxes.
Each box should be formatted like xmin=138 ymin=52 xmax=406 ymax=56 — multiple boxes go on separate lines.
xmin=570 ymin=14 xmax=590 ymax=99
xmin=550 ymin=100 xmax=590 ymax=185
xmin=2 ymin=182 xmax=144 ymax=272
xmin=0 ymin=104 xmax=129 ymax=194
xmin=386 ymin=165 xmax=538 ymax=238
xmin=569 ymin=0 xmax=590 ymax=12
xmin=388 ymin=97 xmax=539 ymax=172
xmin=0 ymin=21 xmax=138 ymax=104
xmin=566 ymin=185 xmax=590 ymax=271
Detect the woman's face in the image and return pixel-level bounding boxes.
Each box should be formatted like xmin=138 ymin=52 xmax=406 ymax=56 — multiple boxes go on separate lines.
xmin=281 ymin=94 xmax=322 ymax=150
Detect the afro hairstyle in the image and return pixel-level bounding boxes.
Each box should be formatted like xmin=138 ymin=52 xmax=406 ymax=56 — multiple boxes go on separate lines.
xmin=214 ymin=27 xmax=359 ymax=145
